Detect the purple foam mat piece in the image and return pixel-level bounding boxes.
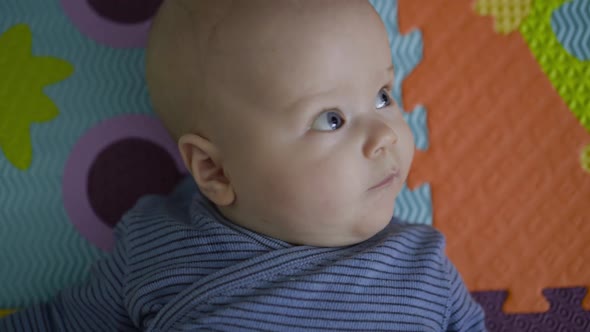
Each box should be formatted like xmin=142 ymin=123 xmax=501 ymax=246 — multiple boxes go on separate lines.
xmin=472 ymin=287 xmax=590 ymax=331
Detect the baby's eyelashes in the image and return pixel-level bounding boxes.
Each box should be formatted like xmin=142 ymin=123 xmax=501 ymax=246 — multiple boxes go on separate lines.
xmin=310 ymin=110 xmax=346 ymax=131
xmin=375 ymin=87 xmax=393 ymax=109
xmin=308 ymin=87 xmax=395 ymax=132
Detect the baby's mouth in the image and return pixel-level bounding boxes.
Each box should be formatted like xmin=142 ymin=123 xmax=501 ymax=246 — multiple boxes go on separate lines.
xmin=368 ymin=169 xmax=400 ymax=191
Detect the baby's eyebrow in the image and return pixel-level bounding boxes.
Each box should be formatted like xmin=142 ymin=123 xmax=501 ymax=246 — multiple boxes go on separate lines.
xmin=284 ymin=64 xmax=395 ymax=114
xmin=383 ymin=64 xmax=394 ymax=81
xmin=283 ymin=86 xmax=339 ymax=115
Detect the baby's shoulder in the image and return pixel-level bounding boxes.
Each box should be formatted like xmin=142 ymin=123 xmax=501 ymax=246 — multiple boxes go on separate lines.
xmin=328 ymin=221 xmax=452 ymax=302
xmin=385 ymin=219 xmax=447 ymax=250
xmin=108 ymin=180 xmax=198 ymax=255
xmin=368 ymin=220 xmax=448 ymax=266
xmin=117 ymin=177 xmax=196 ymax=227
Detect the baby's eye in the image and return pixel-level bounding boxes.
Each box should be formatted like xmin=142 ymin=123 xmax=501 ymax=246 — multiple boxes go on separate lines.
xmin=311 ymin=110 xmax=346 ymax=131
xmin=375 ymin=87 xmax=392 ymax=109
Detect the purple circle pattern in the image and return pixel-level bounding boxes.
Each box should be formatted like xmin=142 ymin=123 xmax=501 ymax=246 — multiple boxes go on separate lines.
xmin=60 ymin=0 xmax=162 ymax=48
xmin=63 ymin=115 xmax=186 ymax=251
xmin=87 ymin=137 xmax=184 ymax=228
xmin=87 ymin=0 xmax=163 ymax=24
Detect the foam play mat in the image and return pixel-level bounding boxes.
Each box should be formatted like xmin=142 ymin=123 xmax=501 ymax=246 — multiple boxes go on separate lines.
xmin=1 ymin=0 xmax=589 ymax=330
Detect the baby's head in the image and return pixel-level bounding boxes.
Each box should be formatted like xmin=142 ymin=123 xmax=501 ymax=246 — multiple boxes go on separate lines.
xmin=146 ymin=0 xmax=414 ymax=247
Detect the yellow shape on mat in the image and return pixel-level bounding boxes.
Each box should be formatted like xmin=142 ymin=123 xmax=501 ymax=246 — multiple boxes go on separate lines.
xmin=519 ymin=0 xmax=590 ymax=172
xmin=0 ymin=309 xmax=16 ymax=318
xmin=0 ymin=24 xmax=74 ymax=170
xmin=475 ymin=0 xmax=533 ymax=34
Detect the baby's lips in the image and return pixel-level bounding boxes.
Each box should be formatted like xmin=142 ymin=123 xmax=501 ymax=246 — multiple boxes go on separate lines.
xmin=369 ymin=168 xmax=400 ymax=190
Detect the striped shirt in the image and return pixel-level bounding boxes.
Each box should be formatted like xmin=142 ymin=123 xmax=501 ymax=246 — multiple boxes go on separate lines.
xmin=1 ymin=177 xmax=486 ymax=331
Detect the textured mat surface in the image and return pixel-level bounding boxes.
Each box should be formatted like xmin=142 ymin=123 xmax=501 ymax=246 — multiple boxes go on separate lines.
xmin=474 ymin=0 xmax=532 ymax=34
xmin=399 ymin=0 xmax=590 ymax=314
xmin=0 ymin=0 xmax=164 ymax=307
xmin=521 ymin=0 xmax=590 ymax=165
xmin=473 ymin=287 xmax=590 ymax=331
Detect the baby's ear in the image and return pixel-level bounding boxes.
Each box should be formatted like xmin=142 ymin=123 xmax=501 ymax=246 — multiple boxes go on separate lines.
xmin=178 ymin=134 xmax=235 ymax=206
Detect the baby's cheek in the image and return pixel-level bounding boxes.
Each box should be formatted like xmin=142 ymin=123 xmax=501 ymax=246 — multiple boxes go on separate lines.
xmin=294 ymin=171 xmax=353 ymax=217
xmin=255 ymin=170 xmax=305 ymax=213
xmin=262 ymin=168 xmax=337 ymax=217
xmin=399 ymin=123 xmax=416 ymax=172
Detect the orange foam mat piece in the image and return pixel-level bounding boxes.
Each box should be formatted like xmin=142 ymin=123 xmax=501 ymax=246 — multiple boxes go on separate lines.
xmin=399 ymin=0 xmax=590 ymax=313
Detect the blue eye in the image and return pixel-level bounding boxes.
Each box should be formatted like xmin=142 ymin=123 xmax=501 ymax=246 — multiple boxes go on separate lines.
xmin=376 ymin=87 xmax=392 ymax=109
xmin=311 ymin=110 xmax=345 ymax=131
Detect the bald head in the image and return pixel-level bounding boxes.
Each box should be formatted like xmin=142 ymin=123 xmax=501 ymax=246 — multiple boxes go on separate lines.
xmin=146 ymin=0 xmax=384 ymax=142
xmin=146 ymin=1 xmax=405 ymax=246
xmin=146 ymin=0 xmax=230 ymax=141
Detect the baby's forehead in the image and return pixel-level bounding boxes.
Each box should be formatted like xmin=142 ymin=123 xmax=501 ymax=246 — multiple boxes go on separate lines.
xmin=149 ymin=0 xmax=390 ymax=127
xmin=177 ymin=0 xmax=376 ymax=51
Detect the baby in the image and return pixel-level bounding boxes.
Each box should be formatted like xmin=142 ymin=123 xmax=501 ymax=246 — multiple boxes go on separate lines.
xmin=1 ymin=0 xmax=486 ymax=331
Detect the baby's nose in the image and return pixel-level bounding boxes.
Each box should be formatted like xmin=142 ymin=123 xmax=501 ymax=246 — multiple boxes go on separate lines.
xmin=363 ymin=121 xmax=398 ymax=159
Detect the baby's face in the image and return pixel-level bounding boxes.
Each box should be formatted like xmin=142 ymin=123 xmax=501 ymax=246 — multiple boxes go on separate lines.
xmin=178 ymin=1 xmax=414 ymax=246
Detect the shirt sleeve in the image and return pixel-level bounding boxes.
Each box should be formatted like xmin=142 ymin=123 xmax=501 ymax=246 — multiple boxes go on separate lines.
xmin=0 ymin=222 xmax=137 ymax=332
xmin=444 ymin=256 xmax=488 ymax=332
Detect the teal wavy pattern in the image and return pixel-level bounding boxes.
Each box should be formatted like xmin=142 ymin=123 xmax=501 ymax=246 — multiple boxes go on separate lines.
xmin=395 ymin=183 xmax=432 ymax=225
xmin=551 ymin=0 xmax=590 ymax=61
xmin=371 ymin=0 xmax=432 ymax=225
xmin=0 ymin=0 xmax=432 ymax=309
xmin=370 ymin=0 xmax=424 ymax=110
xmin=0 ymin=0 xmax=150 ymax=307
xmin=403 ymin=104 xmax=429 ymax=151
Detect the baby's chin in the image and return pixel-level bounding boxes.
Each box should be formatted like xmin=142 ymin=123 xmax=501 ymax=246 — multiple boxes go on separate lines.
xmin=310 ymin=227 xmax=389 ymax=248
xmin=298 ymin=211 xmax=394 ymax=248
xmin=351 ymin=215 xmax=393 ymax=243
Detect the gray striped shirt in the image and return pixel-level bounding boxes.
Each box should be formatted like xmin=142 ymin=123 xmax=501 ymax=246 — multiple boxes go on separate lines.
xmin=1 ymin=177 xmax=486 ymax=331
